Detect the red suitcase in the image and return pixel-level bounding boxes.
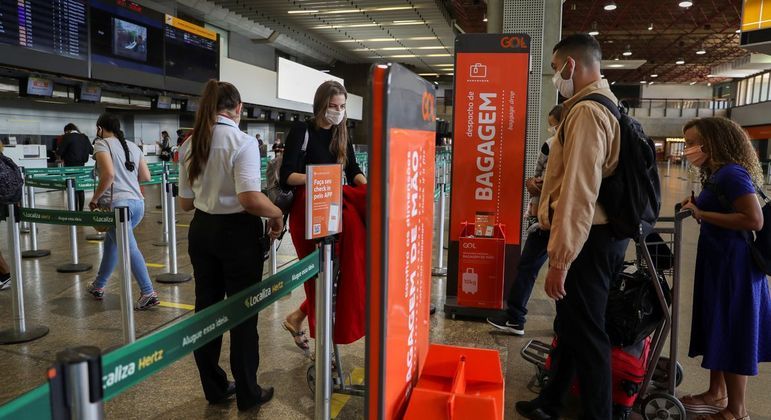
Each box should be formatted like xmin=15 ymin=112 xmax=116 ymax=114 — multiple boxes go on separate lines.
xmin=535 ymin=336 xmax=651 ymax=420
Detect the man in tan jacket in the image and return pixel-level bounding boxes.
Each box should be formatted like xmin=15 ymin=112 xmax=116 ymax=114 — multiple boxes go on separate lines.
xmin=516 ymin=34 xmax=629 ymax=420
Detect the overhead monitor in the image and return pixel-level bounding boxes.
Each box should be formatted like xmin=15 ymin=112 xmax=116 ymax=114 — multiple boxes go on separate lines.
xmin=153 ymin=95 xmax=172 ymax=109
xmin=277 ymin=57 xmax=344 ymax=105
xmin=22 ymin=77 xmax=54 ymax=97
xmin=0 ymin=0 xmax=89 ymax=77
xmin=164 ymin=15 xmax=219 ymax=94
xmin=90 ymin=0 xmax=165 ymax=89
xmin=78 ymin=85 xmax=102 ymax=102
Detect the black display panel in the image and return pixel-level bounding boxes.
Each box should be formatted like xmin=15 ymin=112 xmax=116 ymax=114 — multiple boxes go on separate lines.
xmin=90 ymin=0 xmax=164 ymax=88
xmin=0 ymin=0 xmax=88 ymax=77
xmin=164 ymin=15 xmax=218 ymax=94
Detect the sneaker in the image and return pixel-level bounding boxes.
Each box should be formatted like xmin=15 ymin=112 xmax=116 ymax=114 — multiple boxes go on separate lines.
xmin=0 ymin=273 xmax=10 ymax=290
xmin=87 ymin=283 xmax=104 ymax=300
xmin=486 ymin=315 xmax=525 ymax=336
xmin=135 ymin=292 xmax=160 ymax=310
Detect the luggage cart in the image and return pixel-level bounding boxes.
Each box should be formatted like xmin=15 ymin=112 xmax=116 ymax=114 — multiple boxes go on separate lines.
xmin=520 ymin=207 xmax=692 ymax=420
xmin=306 ymin=260 xmax=366 ymax=398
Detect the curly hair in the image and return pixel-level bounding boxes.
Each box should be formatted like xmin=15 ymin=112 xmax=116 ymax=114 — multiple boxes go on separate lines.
xmin=683 ymin=117 xmax=763 ymax=186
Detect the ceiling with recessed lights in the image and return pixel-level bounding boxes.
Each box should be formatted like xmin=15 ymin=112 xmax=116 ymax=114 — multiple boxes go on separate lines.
xmin=562 ymin=0 xmax=749 ymax=84
xmin=206 ymin=0 xmax=457 ymax=76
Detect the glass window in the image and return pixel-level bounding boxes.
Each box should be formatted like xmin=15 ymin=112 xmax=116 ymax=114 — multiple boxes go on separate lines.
xmin=753 ymin=75 xmax=763 ymax=103
xmin=763 ymin=73 xmax=771 ymax=102
xmin=738 ymin=79 xmax=747 ymax=106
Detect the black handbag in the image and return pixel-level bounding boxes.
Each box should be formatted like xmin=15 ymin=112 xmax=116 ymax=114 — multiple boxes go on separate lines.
xmin=266 ymin=127 xmax=308 ymax=213
xmin=606 ymin=263 xmax=670 ymax=347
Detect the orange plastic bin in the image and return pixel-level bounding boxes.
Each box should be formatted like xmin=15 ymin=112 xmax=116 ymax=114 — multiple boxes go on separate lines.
xmin=403 ymin=343 xmax=505 ymax=420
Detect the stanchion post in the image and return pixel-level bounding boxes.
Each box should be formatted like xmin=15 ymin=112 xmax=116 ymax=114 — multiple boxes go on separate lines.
xmin=0 ymin=204 xmax=49 ymax=344
xmin=155 ymin=183 xmax=191 ymax=283
xmin=432 ymin=162 xmax=448 ymax=277
xmin=270 ymin=239 xmax=278 ymax=276
xmin=56 ymin=179 xmax=92 ymax=273
xmin=115 ymin=206 xmax=136 ymax=344
xmin=153 ymin=170 xmax=169 ymax=247
xmin=22 ymin=184 xmax=51 ymax=258
xmin=49 ymin=346 xmax=104 ymax=420
xmin=20 ymin=168 xmax=30 ymax=233
xmin=315 ymin=238 xmax=334 ymax=420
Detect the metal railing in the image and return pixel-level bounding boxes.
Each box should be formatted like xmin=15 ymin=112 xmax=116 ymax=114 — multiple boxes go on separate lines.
xmin=622 ymin=97 xmax=732 ymax=118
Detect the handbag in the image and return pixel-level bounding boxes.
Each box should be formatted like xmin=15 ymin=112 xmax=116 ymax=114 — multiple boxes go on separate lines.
xmin=266 ymin=127 xmax=308 ymax=213
xmin=91 ymin=139 xmax=115 ymax=233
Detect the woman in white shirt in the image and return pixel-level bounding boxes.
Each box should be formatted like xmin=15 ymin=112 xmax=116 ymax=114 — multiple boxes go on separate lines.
xmin=178 ymin=80 xmax=283 ymax=411
xmin=86 ymin=113 xmax=158 ymax=310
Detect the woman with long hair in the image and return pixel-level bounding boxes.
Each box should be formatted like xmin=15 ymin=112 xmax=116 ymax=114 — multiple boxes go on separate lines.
xmin=86 ymin=113 xmax=158 ymax=310
xmin=280 ymin=80 xmax=367 ymax=352
xmin=679 ymin=117 xmax=771 ymax=420
xmin=178 ymin=80 xmax=283 ymax=411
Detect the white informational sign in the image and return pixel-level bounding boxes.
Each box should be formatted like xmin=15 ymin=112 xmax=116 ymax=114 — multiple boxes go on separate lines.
xmin=277 ymin=57 xmax=344 ymax=105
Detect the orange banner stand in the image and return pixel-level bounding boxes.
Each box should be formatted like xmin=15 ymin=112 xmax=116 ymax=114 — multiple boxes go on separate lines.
xmin=457 ymin=223 xmax=506 ymax=310
xmin=445 ymin=33 xmax=531 ymax=320
xmin=403 ymin=344 xmax=504 ymax=420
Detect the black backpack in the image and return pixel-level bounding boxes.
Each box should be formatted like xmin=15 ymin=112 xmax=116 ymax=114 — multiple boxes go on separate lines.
xmin=567 ymin=94 xmax=661 ymax=240
xmin=606 ymin=262 xmax=670 ymax=347
xmin=0 ymin=153 xmax=23 ymax=204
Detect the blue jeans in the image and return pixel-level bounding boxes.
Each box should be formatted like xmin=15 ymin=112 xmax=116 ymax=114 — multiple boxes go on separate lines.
xmin=506 ymin=228 xmax=550 ymax=325
xmin=94 ymin=199 xmax=154 ymax=295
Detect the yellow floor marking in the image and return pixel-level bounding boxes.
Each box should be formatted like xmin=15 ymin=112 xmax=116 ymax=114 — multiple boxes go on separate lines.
xmin=88 ymin=241 xmax=101 ymax=244
xmin=176 ymin=224 xmax=190 ymax=228
xmin=146 ymin=263 xmax=165 ymax=268
xmin=331 ymin=367 xmax=365 ymax=419
xmin=158 ymin=301 xmax=195 ymax=310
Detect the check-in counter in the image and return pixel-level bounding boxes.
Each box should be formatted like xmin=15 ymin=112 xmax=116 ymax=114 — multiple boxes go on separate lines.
xmin=3 ymin=145 xmax=47 ymax=169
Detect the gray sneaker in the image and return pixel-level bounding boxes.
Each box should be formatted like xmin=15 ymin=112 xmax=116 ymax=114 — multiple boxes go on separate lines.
xmin=135 ymin=292 xmax=160 ymax=310
xmin=87 ymin=283 xmax=105 ymax=300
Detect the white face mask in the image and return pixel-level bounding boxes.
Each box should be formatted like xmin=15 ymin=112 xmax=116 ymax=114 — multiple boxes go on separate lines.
xmin=325 ymin=108 xmax=345 ymax=126
xmin=552 ymin=59 xmax=575 ymax=98
xmin=547 ymin=126 xmax=557 ymax=136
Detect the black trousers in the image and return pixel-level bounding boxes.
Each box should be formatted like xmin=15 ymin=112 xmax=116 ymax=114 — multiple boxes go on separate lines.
xmin=188 ymin=210 xmax=266 ymax=410
xmin=538 ymin=225 xmax=628 ymax=420
xmin=75 ymin=190 xmax=85 ymax=212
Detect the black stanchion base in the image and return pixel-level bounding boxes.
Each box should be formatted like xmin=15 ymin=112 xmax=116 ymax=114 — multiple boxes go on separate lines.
xmin=156 ymin=204 xmax=162 ymax=209
xmin=431 ymin=267 xmax=448 ymax=277
xmin=0 ymin=325 xmax=49 ymax=344
xmin=20 ymin=228 xmax=30 ymax=234
xmin=152 ymin=240 xmax=168 ymax=247
xmin=155 ymin=272 xmax=192 ymax=284
xmin=443 ymin=296 xmax=505 ymax=321
xmin=56 ymin=263 xmax=92 ymax=273
xmin=22 ymin=249 xmax=51 ymax=259
xmin=85 ymin=233 xmax=105 ymax=241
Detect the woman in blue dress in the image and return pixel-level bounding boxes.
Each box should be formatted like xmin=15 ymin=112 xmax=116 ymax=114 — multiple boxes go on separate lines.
xmin=679 ymin=117 xmax=771 ymax=420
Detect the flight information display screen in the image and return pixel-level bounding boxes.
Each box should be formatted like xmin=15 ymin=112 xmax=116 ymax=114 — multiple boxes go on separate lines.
xmin=90 ymin=0 xmax=164 ymax=75
xmin=0 ymin=0 xmax=88 ymax=60
xmin=164 ymin=15 xmax=218 ymax=83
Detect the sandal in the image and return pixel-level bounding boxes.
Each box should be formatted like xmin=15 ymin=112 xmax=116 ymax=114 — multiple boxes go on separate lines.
xmin=695 ymin=409 xmax=750 ymax=420
xmin=681 ymin=394 xmax=728 ymax=415
xmin=282 ymin=321 xmax=310 ymax=351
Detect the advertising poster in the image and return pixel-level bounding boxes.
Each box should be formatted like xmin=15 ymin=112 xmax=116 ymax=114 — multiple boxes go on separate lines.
xmin=367 ymin=64 xmax=436 ymax=420
xmin=305 ymin=164 xmax=343 ymax=240
xmin=446 ymin=34 xmax=531 ymax=316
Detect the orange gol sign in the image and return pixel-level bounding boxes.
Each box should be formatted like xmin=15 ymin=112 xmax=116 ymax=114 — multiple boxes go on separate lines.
xmin=305 ymin=164 xmax=343 ymax=240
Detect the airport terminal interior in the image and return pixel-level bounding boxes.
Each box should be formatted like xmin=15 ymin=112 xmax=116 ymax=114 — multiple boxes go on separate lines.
xmin=1 ymin=0 xmax=771 ymax=419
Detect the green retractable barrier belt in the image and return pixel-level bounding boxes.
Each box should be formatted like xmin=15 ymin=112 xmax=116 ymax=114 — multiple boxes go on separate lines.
xmin=0 ymin=249 xmax=320 ymax=419
xmin=19 ymin=208 xmax=115 ymax=228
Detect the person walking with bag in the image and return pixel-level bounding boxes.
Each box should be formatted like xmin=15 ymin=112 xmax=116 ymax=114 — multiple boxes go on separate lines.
xmin=86 ymin=114 xmax=159 ymax=310
xmin=57 ymin=123 xmax=93 ymax=211
xmin=279 ymin=80 xmax=367 ymax=354
xmin=678 ymin=117 xmax=771 ymax=420
xmin=178 ymin=80 xmax=283 ymax=411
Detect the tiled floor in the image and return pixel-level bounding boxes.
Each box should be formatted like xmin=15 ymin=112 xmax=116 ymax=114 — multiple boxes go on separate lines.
xmin=0 ymin=164 xmax=769 ymax=419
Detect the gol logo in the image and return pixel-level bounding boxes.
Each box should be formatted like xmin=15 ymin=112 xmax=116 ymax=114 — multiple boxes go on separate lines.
xmin=462 ymin=242 xmax=476 ymax=249
xmin=421 ymin=91 xmax=436 ymax=122
xmin=500 ymin=36 xmax=528 ymax=49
